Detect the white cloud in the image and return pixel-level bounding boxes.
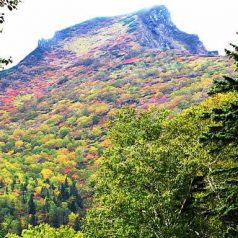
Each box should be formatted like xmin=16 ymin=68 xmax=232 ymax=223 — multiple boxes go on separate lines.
xmin=0 ymin=0 xmax=237 ymax=67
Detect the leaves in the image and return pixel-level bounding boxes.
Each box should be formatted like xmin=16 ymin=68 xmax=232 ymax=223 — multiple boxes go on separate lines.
xmin=6 ymin=224 xmax=83 ymax=238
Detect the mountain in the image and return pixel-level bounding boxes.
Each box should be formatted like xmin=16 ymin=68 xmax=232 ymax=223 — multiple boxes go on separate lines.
xmin=0 ymin=5 xmax=220 ymax=109
xmin=0 ymin=5 xmax=233 ymax=232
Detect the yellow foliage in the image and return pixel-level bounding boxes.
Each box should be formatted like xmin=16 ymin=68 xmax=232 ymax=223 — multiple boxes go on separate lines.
xmin=56 ymin=154 xmax=68 ymax=163
xmin=35 ymin=186 xmax=42 ymax=194
xmin=89 ymin=102 xmax=108 ymax=114
xmin=7 ymin=150 xmax=14 ymax=156
xmin=0 ymin=141 xmax=5 ymax=147
xmin=76 ymin=115 xmax=92 ymax=127
xmin=51 ymin=174 xmax=67 ymax=184
xmin=38 ymin=124 xmax=52 ymax=133
xmin=13 ymin=129 xmax=25 ymax=140
xmin=41 ymin=168 xmax=53 ymax=179
xmin=26 ymin=154 xmax=40 ymax=164
xmin=68 ymin=212 xmax=79 ymax=226
xmin=101 ymin=139 xmax=111 ymax=147
xmin=91 ymin=126 xmax=102 ymax=137
xmin=58 ymin=148 xmax=69 ymax=155
xmin=15 ymin=140 xmax=24 ymax=148
xmin=65 ymin=22 xmax=127 ymax=55
xmin=39 ymin=134 xmax=55 ymax=144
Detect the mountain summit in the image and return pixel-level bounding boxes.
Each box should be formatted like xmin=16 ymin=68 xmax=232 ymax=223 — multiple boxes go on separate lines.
xmin=38 ymin=5 xmax=213 ymax=55
xmin=132 ymin=5 xmax=210 ymax=54
xmin=39 ymin=5 xmax=213 ymax=55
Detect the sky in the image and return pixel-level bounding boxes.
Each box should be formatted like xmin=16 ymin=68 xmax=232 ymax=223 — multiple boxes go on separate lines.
xmin=0 ymin=0 xmax=238 ymax=67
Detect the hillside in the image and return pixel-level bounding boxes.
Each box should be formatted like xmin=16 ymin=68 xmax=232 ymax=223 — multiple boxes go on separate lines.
xmin=0 ymin=5 xmax=234 ymax=233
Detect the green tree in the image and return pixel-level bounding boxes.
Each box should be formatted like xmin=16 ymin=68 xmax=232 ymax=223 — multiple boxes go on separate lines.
xmin=27 ymin=194 xmax=36 ymax=216
xmin=27 ymin=194 xmax=36 ymax=226
xmin=84 ymin=107 xmax=208 ymax=237
xmin=200 ymin=39 xmax=238 ymax=236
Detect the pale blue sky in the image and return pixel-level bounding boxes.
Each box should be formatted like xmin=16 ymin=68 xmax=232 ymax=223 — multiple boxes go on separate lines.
xmin=0 ymin=0 xmax=238 ymax=67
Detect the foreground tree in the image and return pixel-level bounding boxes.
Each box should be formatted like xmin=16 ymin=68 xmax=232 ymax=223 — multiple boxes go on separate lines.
xmin=84 ymin=108 xmax=168 ymax=237
xmin=200 ymin=39 xmax=238 ymax=237
xmin=83 ymin=107 xmax=213 ymax=237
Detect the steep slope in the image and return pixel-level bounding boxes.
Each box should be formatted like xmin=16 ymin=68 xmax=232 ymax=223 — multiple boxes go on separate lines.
xmin=0 ymin=5 xmax=218 ymax=109
xmin=0 ymin=5 xmax=233 ymax=231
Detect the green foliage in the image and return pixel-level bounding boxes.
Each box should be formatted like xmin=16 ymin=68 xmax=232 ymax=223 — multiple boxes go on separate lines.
xmin=83 ymin=99 xmax=231 ymax=236
xmin=199 ymin=39 xmax=238 ymax=237
xmin=208 ymin=76 xmax=238 ymax=95
xmin=59 ymin=127 xmax=70 ymax=138
xmin=84 ymin=106 xmax=211 ymax=237
xmin=0 ymin=0 xmax=20 ymax=12
xmin=83 ymin=38 xmax=238 ymax=236
xmin=201 ymin=101 xmax=238 ymax=149
xmin=6 ymin=224 xmax=83 ymax=238
xmin=84 ymin=107 xmax=169 ymax=237
xmin=203 ymin=40 xmax=238 ymax=149
xmin=0 ymin=176 xmax=84 ymax=234
xmin=0 ymin=48 xmax=229 ymax=234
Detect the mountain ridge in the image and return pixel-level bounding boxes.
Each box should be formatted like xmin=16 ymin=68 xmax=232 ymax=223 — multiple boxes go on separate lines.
xmin=1 ymin=5 xmax=217 ymax=75
xmin=0 ymin=5 xmax=218 ymax=71
xmin=0 ymin=5 xmax=219 ymax=101
xmin=39 ymin=5 xmax=218 ymax=56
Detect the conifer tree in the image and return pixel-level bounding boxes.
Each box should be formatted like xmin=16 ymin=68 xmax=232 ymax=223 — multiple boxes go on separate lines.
xmin=200 ymin=36 xmax=238 ymax=236
xmin=28 ymin=194 xmax=36 ymax=225
xmin=28 ymin=194 xmax=36 ymax=215
xmin=201 ymin=39 xmax=238 ymax=151
xmin=70 ymin=181 xmax=83 ymax=208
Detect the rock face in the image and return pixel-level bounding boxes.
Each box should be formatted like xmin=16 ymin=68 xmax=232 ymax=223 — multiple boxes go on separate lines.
xmin=136 ymin=6 xmax=209 ymax=54
xmin=38 ymin=5 xmax=210 ymax=55
xmin=46 ymin=5 xmax=212 ymax=55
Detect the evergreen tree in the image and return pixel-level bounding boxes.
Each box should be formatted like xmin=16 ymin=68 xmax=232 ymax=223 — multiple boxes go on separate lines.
xmin=28 ymin=194 xmax=36 ymax=215
xmin=49 ymin=203 xmax=60 ymax=228
xmin=11 ymin=176 xmax=17 ymax=192
xmin=41 ymin=186 xmax=49 ymax=199
xmin=74 ymin=216 xmax=81 ymax=231
xmin=59 ymin=180 xmax=70 ymax=202
xmin=200 ymin=37 xmax=238 ymax=236
xmin=202 ymin=38 xmax=238 ymax=151
xmin=70 ymin=181 xmax=83 ymax=208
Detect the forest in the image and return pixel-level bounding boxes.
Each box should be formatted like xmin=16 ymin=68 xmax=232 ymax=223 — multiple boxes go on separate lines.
xmin=1 ymin=39 xmax=237 ymax=238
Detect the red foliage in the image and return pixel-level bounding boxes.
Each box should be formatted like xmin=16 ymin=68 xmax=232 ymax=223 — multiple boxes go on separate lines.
xmin=64 ymin=167 xmax=72 ymax=174
xmin=122 ymin=58 xmax=138 ymax=64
